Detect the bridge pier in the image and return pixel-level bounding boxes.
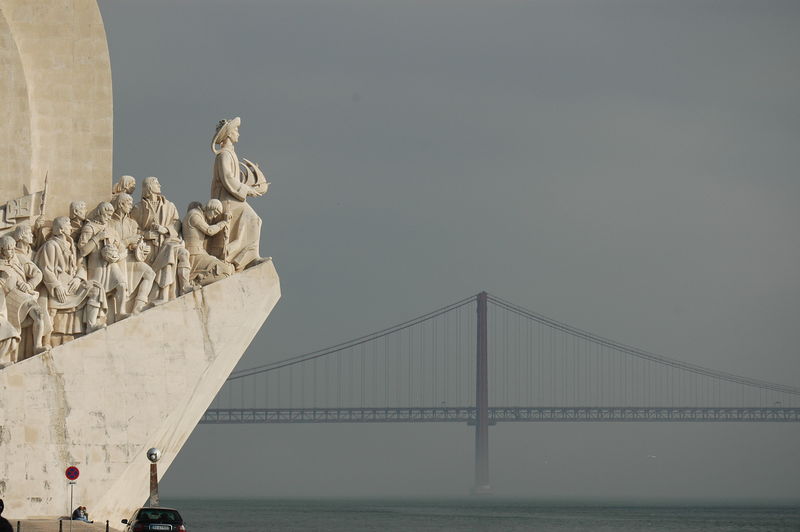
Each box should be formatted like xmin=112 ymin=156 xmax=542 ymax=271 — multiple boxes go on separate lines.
xmin=473 ymin=291 xmax=491 ymax=494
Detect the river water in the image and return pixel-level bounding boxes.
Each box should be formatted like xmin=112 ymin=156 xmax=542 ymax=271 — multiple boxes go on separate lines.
xmin=161 ymin=498 xmax=800 ymax=532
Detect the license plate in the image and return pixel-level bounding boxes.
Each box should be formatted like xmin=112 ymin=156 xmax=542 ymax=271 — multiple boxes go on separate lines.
xmin=149 ymin=526 xmax=171 ymax=531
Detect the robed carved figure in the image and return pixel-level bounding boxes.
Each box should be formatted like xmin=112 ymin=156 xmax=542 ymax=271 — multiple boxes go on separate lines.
xmin=131 ymin=177 xmax=191 ymax=302
xmin=0 ymin=236 xmax=50 ymax=357
xmin=35 ymin=217 xmax=103 ymax=346
xmin=210 ymin=117 xmax=269 ymax=271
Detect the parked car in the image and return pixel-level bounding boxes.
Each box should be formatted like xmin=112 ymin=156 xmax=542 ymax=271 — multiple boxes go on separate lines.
xmin=121 ymin=507 xmax=187 ymax=532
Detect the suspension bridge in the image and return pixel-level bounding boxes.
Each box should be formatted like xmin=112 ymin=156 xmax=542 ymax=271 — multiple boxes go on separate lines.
xmin=201 ymin=292 xmax=800 ymax=491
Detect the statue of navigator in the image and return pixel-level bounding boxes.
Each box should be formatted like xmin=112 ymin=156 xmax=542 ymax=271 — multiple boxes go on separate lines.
xmin=210 ymin=117 xmax=269 ymax=271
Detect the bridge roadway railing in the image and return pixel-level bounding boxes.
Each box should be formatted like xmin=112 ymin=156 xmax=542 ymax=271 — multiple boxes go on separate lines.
xmin=201 ymin=406 xmax=800 ymax=424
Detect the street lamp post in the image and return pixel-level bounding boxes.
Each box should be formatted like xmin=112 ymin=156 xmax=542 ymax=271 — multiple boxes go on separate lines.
xmin=146 ymin=448 xmax=161 ymax=507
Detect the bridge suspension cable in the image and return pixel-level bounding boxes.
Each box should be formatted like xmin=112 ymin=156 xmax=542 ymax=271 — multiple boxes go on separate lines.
xmin=213 ymin=291 xmax=800 ymax=416
xmin=206 ymin=291 xmax=800 ymax=493
xmin=228 ymin=294 xmax=476 ymax=380
xmin=486 ymin=293 xmax=800 ymax=396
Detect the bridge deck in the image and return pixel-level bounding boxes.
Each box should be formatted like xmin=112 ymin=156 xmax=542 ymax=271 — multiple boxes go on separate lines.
xmin=201 ymin=406 xmax=800 ymax=424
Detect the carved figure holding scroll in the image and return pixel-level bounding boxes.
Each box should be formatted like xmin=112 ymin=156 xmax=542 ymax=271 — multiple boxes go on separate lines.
xmin=211 ymin=117 xmax=269 ymax=271
xmin=78 ymin=202 xmax=127 ymax=327
xmin=0 ymin=236 xmax=50 ymax=356
xmin=183 ymin=199 xmax=233 ymax=286
xmin=131 ymin=177 xmax=191 ymax=302
xmin=35 ymin=217 xmax=101 ymax=345
xmin=110 ymin=193 xmax=155 ymax=315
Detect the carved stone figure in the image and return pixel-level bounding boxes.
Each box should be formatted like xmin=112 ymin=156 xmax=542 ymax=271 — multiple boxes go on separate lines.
xmin=9 ymin=223 xmax=48 ymax=355
xmin=113 ymin=175 xmax=136 ymax=197
xmin=0 ymin=236 xmax=50 ymax=356
xmin=32 ymin=215 xmax=51 ymax=250
xmin=0 ymin=121 xmax=275 ymax=360
xmin=11 ymin=224 xmax=35 ymax=262
xmin=211 ymin=117 xmax=268 ymax=271
xmin=131 ymin=177 xmax=191 ymax=302
xmin=35 ymin=217 xmax=101 ymax=346
xmin=78 ymin=202 xmax=127 ymax=328
xmin=69 ymin=200 xmax=88 ymax=243
xmin=0 ymin=272 xmax=21 ymax=368
xmin=183 ymin=200 xmax=233 ymax=286
xmin=110 ymin=193 xmax=155 ymax=315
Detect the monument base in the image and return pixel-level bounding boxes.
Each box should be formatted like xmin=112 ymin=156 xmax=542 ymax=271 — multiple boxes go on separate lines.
xmin=0 ymin=261 xmax=280 ymax=526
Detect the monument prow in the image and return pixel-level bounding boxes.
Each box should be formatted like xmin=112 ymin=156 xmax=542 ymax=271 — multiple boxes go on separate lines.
xmin=0 ymin=259 xmax=280 ymax=524
xmin=1 ymin=2 xmax=281 ymax=525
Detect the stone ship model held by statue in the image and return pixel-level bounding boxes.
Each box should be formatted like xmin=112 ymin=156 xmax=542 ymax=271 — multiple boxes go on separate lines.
xmin=0 ymin=0 xmax=280 ymax=525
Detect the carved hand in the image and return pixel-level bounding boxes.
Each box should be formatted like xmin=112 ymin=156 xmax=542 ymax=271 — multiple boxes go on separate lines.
xmin=53 ymin=285 xmax=67 ymax=303
xmin=67 ymin=277 xmax=83 ymax=293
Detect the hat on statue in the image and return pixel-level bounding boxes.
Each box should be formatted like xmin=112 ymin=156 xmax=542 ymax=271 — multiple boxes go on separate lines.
xmin=211 ymin=117 xmax=241 ymax=153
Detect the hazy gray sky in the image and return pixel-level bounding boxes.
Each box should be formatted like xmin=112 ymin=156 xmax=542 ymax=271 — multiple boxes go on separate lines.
xmin=98 ymin=0 xmax=799 ymax=500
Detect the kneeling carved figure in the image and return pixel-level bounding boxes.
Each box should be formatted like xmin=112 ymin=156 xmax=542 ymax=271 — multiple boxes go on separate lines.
xmin=183 ymin=199 xmax=234 ymax=286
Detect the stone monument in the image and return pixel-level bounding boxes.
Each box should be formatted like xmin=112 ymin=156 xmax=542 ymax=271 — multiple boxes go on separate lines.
xmin=0 ymin=1 xmax=281 ymax=525
xmin=211 ymin=117 xmax=270 ymax=271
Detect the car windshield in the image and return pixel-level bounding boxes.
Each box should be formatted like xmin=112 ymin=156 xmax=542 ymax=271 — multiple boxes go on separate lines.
xmin=136 ymin=509 xmax=182 ymax=524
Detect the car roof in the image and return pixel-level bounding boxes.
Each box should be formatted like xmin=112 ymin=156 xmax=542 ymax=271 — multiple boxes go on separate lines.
xmin=136 ymin=507 xmax=181 ymax=512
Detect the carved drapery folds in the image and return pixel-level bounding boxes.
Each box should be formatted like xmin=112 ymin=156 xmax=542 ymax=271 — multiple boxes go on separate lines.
xmin=211 ymin=117 xmax=269 ymax=271
xmin=0 ymin=118 xmax=268 ymax=368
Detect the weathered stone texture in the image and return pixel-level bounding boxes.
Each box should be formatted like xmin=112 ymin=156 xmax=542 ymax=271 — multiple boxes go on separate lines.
xmin=0 ymin=260 xmax=281 ymax=525
xmin=0 ymin=0 xmax=112 ymax=217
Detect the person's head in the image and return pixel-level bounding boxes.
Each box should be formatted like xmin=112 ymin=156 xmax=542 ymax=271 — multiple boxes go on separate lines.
xmin=0 ymin=236 xmax=16 ymax=259
xmin=213 ymin=117 xmax=241 ymax=146
xmin=229 ymin=123 xmax=240 ymax=143
xmin=114 ymin=175 xmax=136 ymax=195
xmin=0 ymin=498 xmax=4 ymax=515
xmin=204 ymin=199 xmax=224 ymax=221
xmin=51 ymin=217 xmax=70 ymax=238
xmin=141 ymin=176 xmax=161 ymax=198
xmin=92 ymin=202 xmax=114 ymax=224
xmin=70 ymin=200 xmax=87 ymax=221
xmin=113 ymin=193 xmax=133 ymax=216
xmin=11 ymin=224 xmax=33 ymax=246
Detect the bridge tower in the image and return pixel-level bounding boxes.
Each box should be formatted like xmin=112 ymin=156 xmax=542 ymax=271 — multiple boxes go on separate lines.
xmin=473 ymin=291 xmax=491 ymax=494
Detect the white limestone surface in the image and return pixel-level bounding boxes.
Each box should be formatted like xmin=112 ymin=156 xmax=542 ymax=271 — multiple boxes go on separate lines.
xmin=0 ymin=0 xmax=112 ymax=218
xmin=0 ymin=261 xmax=280 ymax=526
